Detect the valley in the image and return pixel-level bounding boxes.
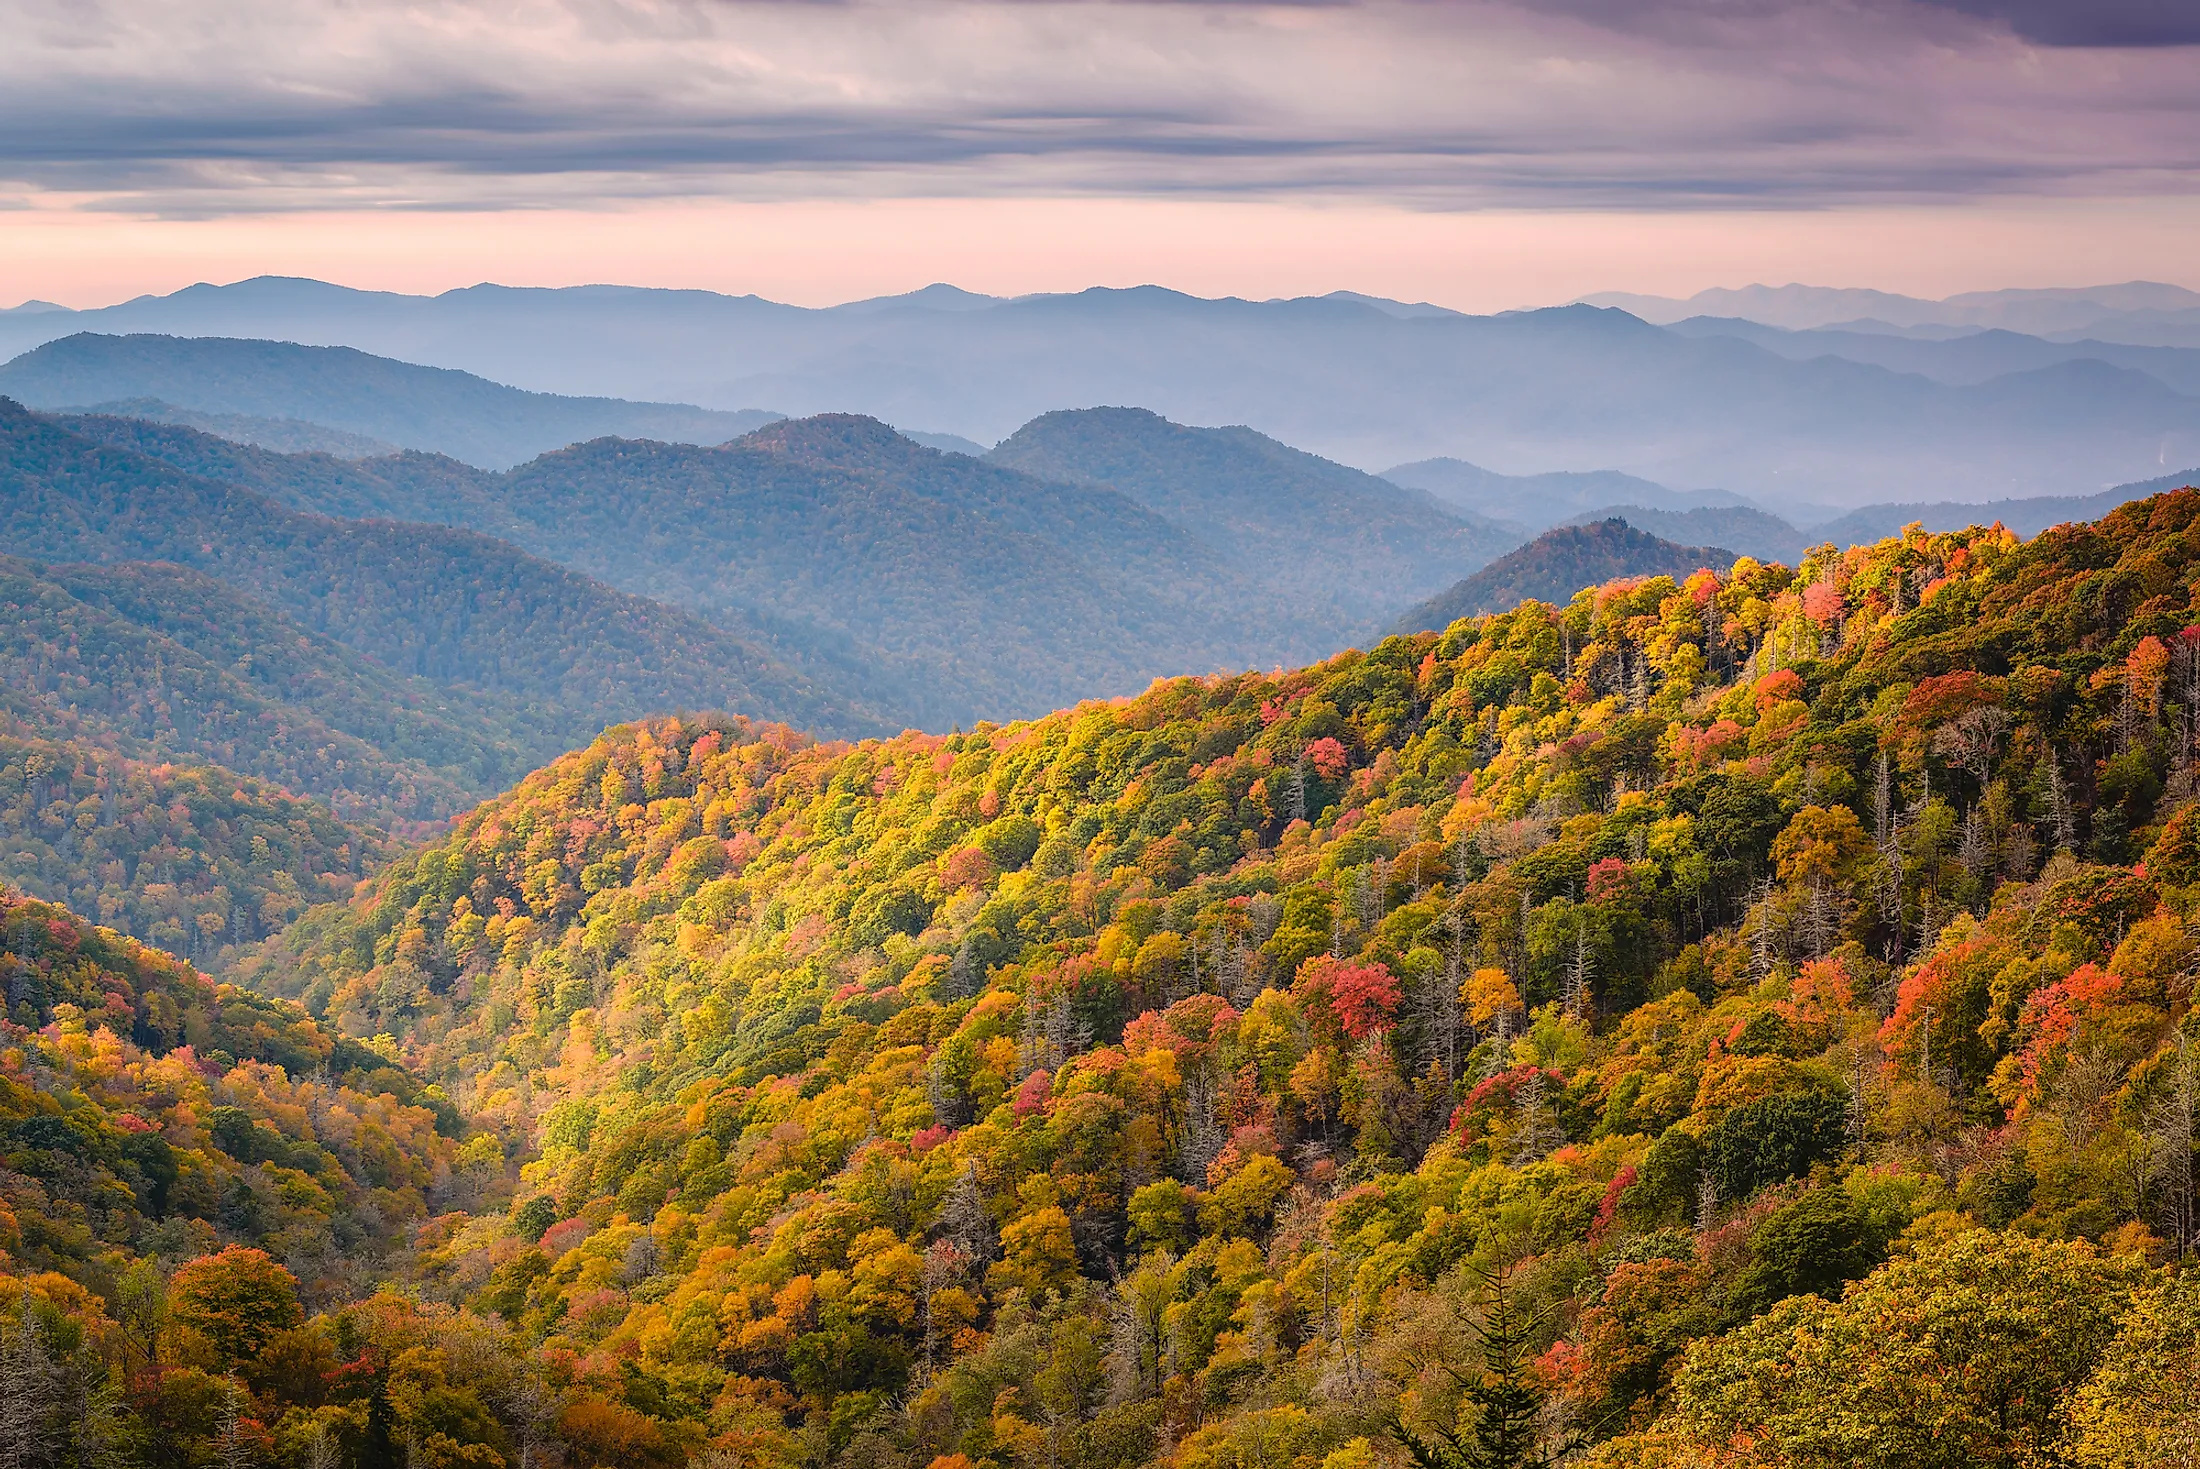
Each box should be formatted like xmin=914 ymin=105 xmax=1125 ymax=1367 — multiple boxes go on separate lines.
xmin=3 ymin=309 xmax=2200 ymax=1469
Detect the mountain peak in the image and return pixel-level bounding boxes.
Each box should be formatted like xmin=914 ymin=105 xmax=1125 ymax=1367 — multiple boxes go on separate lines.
xmin=736 ymin=411 xmax=926 ymax=465
xmin=1392 ymin=517 xmax=1737 ymax=632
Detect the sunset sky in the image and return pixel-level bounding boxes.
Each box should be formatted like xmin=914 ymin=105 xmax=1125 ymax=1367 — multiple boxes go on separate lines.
xmin=4 ymin=0 xmax=2197 ymax=309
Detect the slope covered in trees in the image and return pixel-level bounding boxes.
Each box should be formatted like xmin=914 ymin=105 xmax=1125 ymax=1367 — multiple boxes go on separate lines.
xmin=119 ymin=488 xmax=2196 ymax=1466
xmin=0 ymin=399 xmax=881 ymax=743
xmin=62 ymin=406 xmax=1421 ymax=727
xmin=0 ymin=885 xmax=583 ymax=1466
xmin=485 ymin=416 xmax=1310 ymax=727
xmin=53 ymin=410 xmax=513 ymax=529
xmin=1392 ymin=518 xmax=1737 ymax=632
xmin=0 ymin=730 xmax=378 ymax=970
xmin=0 ymin=555 xmax=539 ymax=819
xmin=1559 ymin=503 xmax=1806 ymax=563
xmin=73 ymin=397 xmax=402 ymax=457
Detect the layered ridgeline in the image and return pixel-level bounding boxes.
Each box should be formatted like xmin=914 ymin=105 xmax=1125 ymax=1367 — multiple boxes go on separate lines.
xmin=119 ymin=489 xmax=2198 ymax=1466
xmin=0 ymin=402 xmax=872 ymax=746
xmin=0 ymin=403 xmax=881 ymax=966
xmin=987 ymin=407 xmax=1519 ymax=635
xmin=57 ymin=404 xmax=1520 ymax=726
xmin=0 ymin=333 xmax=783 ymax=469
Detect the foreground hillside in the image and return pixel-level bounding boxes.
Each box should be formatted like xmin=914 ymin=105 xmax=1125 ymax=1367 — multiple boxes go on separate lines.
xmin=227 ymin=490 xmax=2200 ymax=1465
xmin=14 ymin=491 xmax=2200 ymax=1466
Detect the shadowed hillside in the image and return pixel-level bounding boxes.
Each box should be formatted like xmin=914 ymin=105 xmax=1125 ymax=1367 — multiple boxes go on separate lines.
xmin=1392 ymin=517 xmax=1735 ymax=631
xmin=988 ymin=406 xmax=1522 ymax=628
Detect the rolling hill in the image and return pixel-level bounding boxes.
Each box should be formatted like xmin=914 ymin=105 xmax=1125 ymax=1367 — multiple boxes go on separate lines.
xmin=0 ymin=398 xmax=882 ymax=743
xmin=987 ymin=406 xmax=1521 ymax=630
xmin=1560 ymin=502 xmax=1808 ymax=562
xmin=1390 ymin=517 xmax=1736 ymax=631
xmin=59 ymin=404 xmax=1467 ymax=727
xmin=72 ymin=396 xmax=402 ymax=456
xmin=0 ymin=332 xmax=784 ymax=468
xmin=0 ymin=555 xmax=523 ymax=822
xmin=53 ymin=409 xmax=514 ymax=528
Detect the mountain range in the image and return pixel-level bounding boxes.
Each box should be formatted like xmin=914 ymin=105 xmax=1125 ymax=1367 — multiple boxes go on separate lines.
xmin=1582 ymin=280 xmax=2200 ymax=341
xmin=1379 ymin=456 xmax=1740 ymax=530
xmin=6 ymin=278 xmax=2200 ymax=501
xmin=41 ymin=396 xmax=1520 ymax=728
xmin=0 ymin=399 xmax=873 ymax=744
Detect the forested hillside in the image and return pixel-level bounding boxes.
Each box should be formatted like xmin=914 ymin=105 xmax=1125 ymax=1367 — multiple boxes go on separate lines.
xmin=0 ymin=405 xmax=889 ymax=966
xmin=54 ymin=411 xmax=512 ymax=529
xmin=62 ymin=405 xmax=1468 ymax=727
xmin=1559 ymin=505 xmax=1805 ymax=564
xmin=486 ymin=417 xmax=1309 ymax=727
xmin=65 ymin=488 xmax=2167 ymax=1466
xmin=0 ymin=400 xmax=878 ymax=743
xmin=1393 ymin=519 xmax=1736 ymax=632
xmin=0 ymin=552 xmax=538 ymax=964
xmin=74 ymin=398 xmax=402 ymax=458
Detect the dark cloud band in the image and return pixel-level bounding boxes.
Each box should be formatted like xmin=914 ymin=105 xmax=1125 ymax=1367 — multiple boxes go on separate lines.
xmin=0 ymin=0 xmax=2192 ymax=215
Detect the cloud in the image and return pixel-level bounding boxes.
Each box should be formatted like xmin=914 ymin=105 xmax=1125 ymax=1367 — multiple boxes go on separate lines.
xmin=0 ymin=0 xmax=2192 ymax=216
xmin=1924 ymin=0 xmax=2200 ymax=47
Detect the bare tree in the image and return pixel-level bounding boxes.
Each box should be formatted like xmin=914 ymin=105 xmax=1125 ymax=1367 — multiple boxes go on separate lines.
xmin=1106 ymin=1250 xmax=1176 ymax=1403
xmin=919 ymin=1239 xmax=971 ymax=1382
xmin=2151 ymin=1033 xmax=2200 ymax=1255
xmin=0 ymin=1305 xmax=57 ymax=1469
xmin=1509 ymin=1072 xmax=1564 ymax=1166
xmin=216 ymin=1375 xmax=252 ymax=1469
xmin=938 ymin=1162 xmax=998 ymax=1265
xmin=2046 ymin=750 xmax=2077 ymax=854
xmin=1932 ymin=706 xmax=2010 ymax=792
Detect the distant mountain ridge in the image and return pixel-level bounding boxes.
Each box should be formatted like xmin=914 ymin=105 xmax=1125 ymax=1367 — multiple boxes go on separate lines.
xmin=1558 ymin=503 xmax=1806 ymax=563
xmin=1378 ymin=455 xmax=1742 ymax=531
xmin=0 ymin=333 xmax=784 ymax=469
xmin=6 ymin=277 xmax=2199 ymax=499
xmin=1806 ymin=469 xmax=2200 ymax=547
xmin=59 ymin=402 xmax=1524 ymax=727
xmin=1581 ymin=281 xmax=2200 ymax=339
xmin=1391 ymin=518 xmax=1735 ymax=632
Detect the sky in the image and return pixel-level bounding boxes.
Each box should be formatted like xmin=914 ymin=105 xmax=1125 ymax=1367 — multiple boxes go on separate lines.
xmin=3 ymin=0 xmax=2197 ymax=310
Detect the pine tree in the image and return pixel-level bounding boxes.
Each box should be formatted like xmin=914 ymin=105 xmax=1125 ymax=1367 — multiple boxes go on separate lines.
xmin=1386 ymin=1264 xmax=1565 ymax=1469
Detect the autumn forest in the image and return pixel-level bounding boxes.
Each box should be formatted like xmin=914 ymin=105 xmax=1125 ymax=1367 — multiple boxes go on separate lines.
xmin=6 ymin=397 xmax=2200 ymax=1469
